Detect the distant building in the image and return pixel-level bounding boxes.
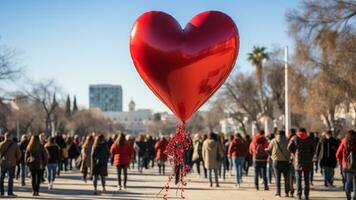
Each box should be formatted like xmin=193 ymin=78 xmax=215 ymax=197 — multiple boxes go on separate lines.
xmin=104 ymin=100 xmax=153 ymax=134
xmin=89 ymin=84 xmax=122 ymax=112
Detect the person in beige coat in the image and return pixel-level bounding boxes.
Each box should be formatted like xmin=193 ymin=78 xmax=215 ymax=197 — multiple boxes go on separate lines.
xmin=202 ymin=132 xmax=224 ymax=187
xmin=0 ymin=132 xmax=21 ymax=197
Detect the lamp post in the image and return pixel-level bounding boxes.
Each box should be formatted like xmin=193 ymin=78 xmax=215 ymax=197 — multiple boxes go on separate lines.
xmin=285 ymin=46 xmax=291 ymax=134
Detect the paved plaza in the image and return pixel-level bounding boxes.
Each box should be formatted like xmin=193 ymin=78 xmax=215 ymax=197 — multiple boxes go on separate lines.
xmin=6 ymin=165 xmax=345 ymax=200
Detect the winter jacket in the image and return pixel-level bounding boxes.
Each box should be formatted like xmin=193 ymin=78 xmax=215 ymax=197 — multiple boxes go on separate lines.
xmin=318 ymin=137 xmax=339 ymax=168
xmin=25 ymin=146 xmax=48 ymax=170
xmin=68 ymin=143 xmax=80 ymax=159
xmin=192 ymin=139 xmax=203 ymax=162
xmin=146 ymin=138 xmax=156 ymax=159
xmin=202 ymin=139 xmax=224 ymax=170
xmin=80 ymin=144 xmax=92 ymax=172
xmin=91 ymin=143 xmax=109 ymax=176
xmin=288 ymin=132 xmax=316 ymax=171
xmin=110 ymin=142 xmax=133 ymax=167
xmin=249 ymin=134 xmax=269 ymax=161
xmin=154 ymin=139 xmax=168 ymax=161
xmin=18 ymin=139 xmax=29 ymax=163
xmin=336 ymin=138 xmax=356 ymax=169
xmin=228 ymin=137 xmax=247 ymax=158
xmin=134 ymin=141 xmax=147 ymax=158
xmin=0 ymin=139 xmax=21 ymax=167
xmin=268 ymin=134 xmax=290 ymax=162
xmin=44 ymin=143 xmax=61 ymax=164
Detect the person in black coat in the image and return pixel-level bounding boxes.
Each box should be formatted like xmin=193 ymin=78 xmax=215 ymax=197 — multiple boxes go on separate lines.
xmin=91 ymin=134 xmax=109 ymax=195
xmin=317 ymin=131 xmax=339 ymax=187
xmin=17 ymin=135 xmax=29 ymax=186
xmin=146 ymin=135 xmax=156 ymax=168
xmin=54 ymin=135 xmax=66 ymax=176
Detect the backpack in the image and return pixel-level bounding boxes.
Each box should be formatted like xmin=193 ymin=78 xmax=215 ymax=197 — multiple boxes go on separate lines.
xmin=254 ymin=141 xmax=268 ymax=160
xmin=346 ymin=149 xmax=356 ymax=171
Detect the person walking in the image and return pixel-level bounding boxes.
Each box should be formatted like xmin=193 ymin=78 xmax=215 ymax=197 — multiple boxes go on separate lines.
xmin=287 ymin=128 xmax=297 ymax=197
xmin=318 ymin=130 xmax=339 ymax=187
xmin=44 ymin=136 xmax=60 ymax=189
xmin=80 ymin=135 xmax=94 ymax=182
xmin=110 ymin=133 xmax=133 ymax=190
xmin=192 ymin=134 xmax=203 ymax=176
xmin=249 ymin=130 xmax=269 ymax=191
xmin=228 ymin=133 xmax=246 ymax=187
xmin=202 ymin=132 xmax=224 ymax=187
xmin=134 ymin=135 xmax=147 ymax=173
xmin=336 ymin=130 xmax=356 ymax=200
xmin=0 ymin=132 xmax=21 ymax=197
xmin=218 ymin=133 xmax=228 ymax=180
xmin=67 ymin=136 xmax=80 ymax=170
xmin=155 ymin=136 xmax=168 ymax=175
xmin=25 ymin=135 xmax=48 ymax=196
xmin=146 ymin=135 xmax=156 ymax=169
xmin=54 ymin=134 xmax=66 ymax=175
xmin=267 ymin=133 xmax=275 ymax=184
xmin=267 ymin=130 xmax=291 ymax=197
xmin=17 ymin=134 xmax=29 ymax=186
xmin=91 ymin=134 xmax=109 ymax=195
xmin=243 ymin=134 xmax=252 ymax=176
xmin=288 ymin=128 xmax=316 ymax=200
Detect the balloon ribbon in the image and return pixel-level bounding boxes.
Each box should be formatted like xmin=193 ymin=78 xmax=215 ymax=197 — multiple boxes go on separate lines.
xmin=158 ymin=123 xmax=192 ymax=199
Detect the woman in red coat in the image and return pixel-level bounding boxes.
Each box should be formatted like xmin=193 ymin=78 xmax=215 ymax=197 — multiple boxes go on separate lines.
xmin=155 ymin=136 xmax=168 ymax=175
xmin=336 ymin=130 xmax=356 ymax=200
xmin=110 ymin=133 xmax=133 ymax=190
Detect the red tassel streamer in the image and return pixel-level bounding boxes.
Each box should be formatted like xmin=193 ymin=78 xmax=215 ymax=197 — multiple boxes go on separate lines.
xmin=158 ymin=123 xmax=192 ymax=199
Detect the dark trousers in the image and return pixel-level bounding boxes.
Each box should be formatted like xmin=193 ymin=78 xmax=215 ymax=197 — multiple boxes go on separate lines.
xmin=93 ymin=174 xmax=106 ymax=190
xmin=117 ymin=165 xmax=128 ymax=187
xmin=203 ymin=166 xmax=208 ymax=178
xmin=296 ymin=170 xmax=310 ymax=198
xmin=254 ymin=161 xmax=268 ymax=190
xmin=158 ymin=160 xmax=166 ymax=175
xmin=193 ymin=160 xmax=201 ymax=175
xmin=208 ymin=169 xmax=218 ymax=185
xmin=0 ymin=166 xmax=15 ymax=195
xmin=30 ymin=169 xmax=42 ymax=194
xmin=273 ymin=161 xmax=290 ymax=195
xmin=345 ymin=170 xmax=356 ymax=200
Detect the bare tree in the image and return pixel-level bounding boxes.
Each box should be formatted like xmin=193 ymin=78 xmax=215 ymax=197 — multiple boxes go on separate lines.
xmin=24 ymin=79 xmax=61 ymax=135
xmin=287 ymin=0 xmax=356 ymax=132
xmin=287 ymin=0 xmax=356 ymax=38
xmin=0 ymin=42 xmax=22 ymax=82
xmin=224 ymin=73 xmax=263 ymax=131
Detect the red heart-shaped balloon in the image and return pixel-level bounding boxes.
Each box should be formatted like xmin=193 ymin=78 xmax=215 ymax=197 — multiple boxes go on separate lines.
xmin=130 ymin=11 xmax=239 ymax=122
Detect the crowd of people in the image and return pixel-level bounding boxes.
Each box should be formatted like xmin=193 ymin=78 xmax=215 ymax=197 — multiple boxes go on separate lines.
xmin=0 ymin=128 xmax=355 ymax=200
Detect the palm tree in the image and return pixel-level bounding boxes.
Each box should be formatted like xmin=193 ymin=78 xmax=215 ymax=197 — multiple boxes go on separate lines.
xmin=247 ymin=46 xmax=269 ymax=131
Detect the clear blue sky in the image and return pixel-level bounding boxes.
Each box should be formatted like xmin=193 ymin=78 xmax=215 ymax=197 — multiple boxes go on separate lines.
xmin=0 ymin=0 xmax=300 ymax=112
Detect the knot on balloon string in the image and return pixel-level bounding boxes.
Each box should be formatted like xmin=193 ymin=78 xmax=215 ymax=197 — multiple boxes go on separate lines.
xmin=158 ymin=123 xmax=192 ymax=199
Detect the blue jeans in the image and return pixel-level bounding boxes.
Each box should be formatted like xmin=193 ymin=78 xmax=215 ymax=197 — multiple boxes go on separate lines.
xmin=254 ymin=161 xmax=268 ymax=190
xmin=345 ymin=170 xmax=356 ymax=200
xmin=233 ymin=156 xmax=244 ymax=184
xmin=20 ymin=162 xmax=26 ymax=185
xmin=0 ymin=166 xmax=15 ymax=195
xmin=137 ymin=156 xmax=144 ymax=171
xmin=324 ymin=167 xmax=334 ymax=186
xmin=228 ymin=157 xmax=233 ymax=172
xmin=47 ymin=163 xmax=57 ymax=183
xmin=268 ymin=160 xmax=274 ymax=183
